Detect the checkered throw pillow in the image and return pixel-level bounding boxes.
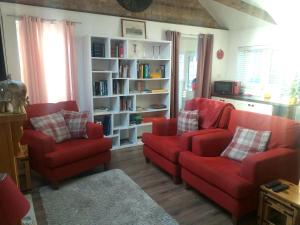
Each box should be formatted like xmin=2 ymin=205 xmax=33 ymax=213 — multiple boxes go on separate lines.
xmin=177 ymin=110 xmax=199 ymax=135
xmin=30 ymin=112 xmax=71 ymax=143
xmin=221 ymin=126 xmax=271 ymax=161
xmin=62 ymin=110 xmax=88 ymax=138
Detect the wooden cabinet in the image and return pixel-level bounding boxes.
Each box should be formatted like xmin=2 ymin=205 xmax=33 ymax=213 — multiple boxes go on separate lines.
xmin=258 ymin=180 xmax=300 ymax=225
xmin=0 ymin=113 xmax=26 ymax=187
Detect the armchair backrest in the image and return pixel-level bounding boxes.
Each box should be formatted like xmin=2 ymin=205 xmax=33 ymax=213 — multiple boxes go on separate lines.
xmin=228 ymin=110 xmax=300 ymax=149
xmin=24 ymin=101 xmax=78 ymax=129
xmin=184 ymin=98 xmax=234 ymax=129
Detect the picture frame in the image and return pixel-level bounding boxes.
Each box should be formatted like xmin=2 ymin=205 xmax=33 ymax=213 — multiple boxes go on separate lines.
xmin=121 ymin=19 xmax=147 ymax=39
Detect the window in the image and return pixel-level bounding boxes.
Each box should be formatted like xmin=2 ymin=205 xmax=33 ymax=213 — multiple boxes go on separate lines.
xmin=237 ymin=46 xmax=300 ymax=98
xmin=179 ymin=37 xmax=197 ymax=109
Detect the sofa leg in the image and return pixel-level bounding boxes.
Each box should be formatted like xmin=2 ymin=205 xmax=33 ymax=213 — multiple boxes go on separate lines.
xmin=184 ymin=182 xmax=191 ymax=190
xmin=51 ymin=182 xmax=59 ymax=190
xmin=172 ymin=176 xmax=181 ymax=184
xmin=231 ymin=216 xmax=239 ymax=225
xmin=104 ymin=163 xmax=110 ymax=171
xmin=145 ymin=157 xmax=150 ymax=164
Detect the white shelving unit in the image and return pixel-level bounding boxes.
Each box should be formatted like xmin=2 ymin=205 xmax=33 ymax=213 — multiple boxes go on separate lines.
xmin=83 ymin=36 xmax=171 ymax=150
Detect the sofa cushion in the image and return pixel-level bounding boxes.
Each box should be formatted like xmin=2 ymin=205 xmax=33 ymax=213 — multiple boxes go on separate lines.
xmin=179 ymin=151 xmax=255 ymax=199
xmin=221 ymin=127 xmax=271 ymax=161
xmin=142 ymin=133 xmax=184 ymax=163
xmin=30 ymin=112 xmax=71 ymax=143
xmin=177 ymin=110 xmax=199 ymax=134
xmin=45 ymin=138 xmax=112 ymax=168
xmin=62 ymin=110 xmax=88 ymax=138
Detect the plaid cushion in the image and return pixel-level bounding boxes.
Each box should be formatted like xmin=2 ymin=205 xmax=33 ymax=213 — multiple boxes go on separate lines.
xmin=177 ymin=110 xmax=199 ymax=135
xmin=221 ymin=126 xmax=271 ymax=161
xmin=30 ymin=112 xmax=71 ymax=143
xmin=62 ymin=110 xmax=88 ymax=138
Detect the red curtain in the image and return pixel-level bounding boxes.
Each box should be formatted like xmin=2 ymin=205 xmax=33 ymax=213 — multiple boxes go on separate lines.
xmin=195 ymin=34 xmax=214 ymax=98
xmin=166 ymin=30 xmax=181 ymax=118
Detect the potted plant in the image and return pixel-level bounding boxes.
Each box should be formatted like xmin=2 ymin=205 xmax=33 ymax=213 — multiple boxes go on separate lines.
xmin=289 ymin=79 xmax=299 ymax=105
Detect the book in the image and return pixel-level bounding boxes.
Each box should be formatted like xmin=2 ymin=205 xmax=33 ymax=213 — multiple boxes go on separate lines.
xmin=160 ymin=65 xmax=165 ymax=78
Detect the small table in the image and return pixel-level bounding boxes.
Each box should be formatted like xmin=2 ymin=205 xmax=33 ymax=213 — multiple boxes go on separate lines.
xmin=258 ymin=179 xmax=300 ymax=225
xmin=16 ymin=145 xmax=32 ymax=191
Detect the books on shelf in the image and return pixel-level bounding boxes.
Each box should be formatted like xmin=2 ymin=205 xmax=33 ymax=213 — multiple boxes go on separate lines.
xmin=160 ymin=65 xmax=165 ymax=78
xmin=111 ymin=42 xmax=124 ymax=58
xmin=113 ymin=80 xmax=124 ymax=94
xmin=119 ymin=63 xmax=130 ymax=78
xmin=93 ymin=80 xmax=108 ymax=96
xmin=137 ymin=63 xmax=166 ymax=79
xmin=120 ymin=96 xmax=133 ymax=111
xmin=95 ymin=115 xmax=111 ymax=136
xmin=138 ymin=63 xmax=150 ymax=79
xmin=91 ymin=42 xmax=105 ymax=57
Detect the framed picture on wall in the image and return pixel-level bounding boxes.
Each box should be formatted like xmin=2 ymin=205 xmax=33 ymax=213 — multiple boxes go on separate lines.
xmin=121 ymin=19 xmax=146 ymax=39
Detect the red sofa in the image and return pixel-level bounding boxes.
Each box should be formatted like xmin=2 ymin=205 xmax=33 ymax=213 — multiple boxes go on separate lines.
xmin=142 ymin=98 xmax=234 ymax=183
xmin=21 ymin=101 xmax=112 ymax=187
xmin=179 ymin=109 xmax=300 ymax=219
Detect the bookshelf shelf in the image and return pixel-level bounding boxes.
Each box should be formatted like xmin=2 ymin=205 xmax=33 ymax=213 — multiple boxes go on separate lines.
xmin=84 ymin=35 xmax=171 ymax=150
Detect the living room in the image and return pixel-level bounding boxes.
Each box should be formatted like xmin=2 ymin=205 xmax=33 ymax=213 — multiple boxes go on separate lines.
xmin=0 ymin=1 xmax=299 ymax=225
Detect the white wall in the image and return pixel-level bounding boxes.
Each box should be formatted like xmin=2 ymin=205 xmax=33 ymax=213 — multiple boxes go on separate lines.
xmin=0 ymin=2 xmax=229 ymax=83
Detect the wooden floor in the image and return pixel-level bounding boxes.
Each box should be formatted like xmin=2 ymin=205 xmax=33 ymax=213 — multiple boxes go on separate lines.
xmin=30 ymin=146 xmax=256 ymax=225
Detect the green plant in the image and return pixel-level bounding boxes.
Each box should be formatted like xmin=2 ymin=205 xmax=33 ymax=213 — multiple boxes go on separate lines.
xmin=290 ymin=79 xmax=300 ymax=98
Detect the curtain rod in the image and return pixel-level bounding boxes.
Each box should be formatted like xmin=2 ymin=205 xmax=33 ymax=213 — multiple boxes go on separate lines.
xmin=6 ymin=14 xmax=82 ymax=24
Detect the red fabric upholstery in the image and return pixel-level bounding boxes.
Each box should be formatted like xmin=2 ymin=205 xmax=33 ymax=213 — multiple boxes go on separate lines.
xmin=179 ymin=109 xmax=300 ymax=218
xmin=181 ymin=168 xmax=257 ymax=217
xmin=192 ymin=130 xmax=233 ymax=156
xmin=240 ymin=148 xmax=299 ymax=185
xmin=143 ymin=98 xmax=234 ymax=180
xmin=22 ymin=101 xmax=112 ymax=183
xmin=179 ymin=152 xmax=255 ymax=199
xmin=143 ymin=145 xmax=180 ymax=177
xmin=228 ymin=110 xmax=300 ymax=149
xmin=142 ymin=134 xmax=182 ymax=163
xmin=86 ymin=122 xmax=104 ymax=139
xmin=45 ymin=138 xmax=112 ymax=168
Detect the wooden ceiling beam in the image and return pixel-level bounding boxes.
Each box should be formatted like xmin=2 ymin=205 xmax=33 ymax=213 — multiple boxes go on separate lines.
xmin=212 ymin=0 xmax=276 ymax=24
xmin=0 ymin=0 xmax=223 ymax=28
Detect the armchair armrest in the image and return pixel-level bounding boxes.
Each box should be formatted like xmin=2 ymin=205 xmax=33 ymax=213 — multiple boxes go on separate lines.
xmin=86 ymin=122 xmax=103 ymax=139
xmin=192 ymin=130 xmax=233 ymax=156
xmin=240 ymin=148 xmax=299 ymax=185
xmin=179 ymin=128 xmax=226 ymax=151
xmin=21 ymin=129 xmax=55 ymax=158
xmin=152 ymin=118 xmax=177 ymax=136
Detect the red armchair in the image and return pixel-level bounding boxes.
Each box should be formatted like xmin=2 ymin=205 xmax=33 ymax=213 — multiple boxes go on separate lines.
xmin=142 ymin=98 xmax=234 ymax=183
xmin=21 ymin=101 xmax=112 ymax=187
xmin=179 ymin=109 xmax=300 ymax=220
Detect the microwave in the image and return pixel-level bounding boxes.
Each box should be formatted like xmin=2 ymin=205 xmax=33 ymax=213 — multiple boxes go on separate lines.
xmin=213 ymin=81 xmax=241 ymax=96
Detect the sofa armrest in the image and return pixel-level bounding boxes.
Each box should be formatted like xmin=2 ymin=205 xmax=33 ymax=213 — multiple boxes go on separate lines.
xmin=86 ymin=122 xmax=103 ymax=139
xmin=240 ymin=148 xmax=299 ymax=185
xmin=21 ymin=129 xmax=55 ymax=156
xmin=192 ymin=130 xmax=233 ymax=156
xmin=179 ymin=128 xmax=226 ymax=151
xmin=152 ymin=118 xmax=177 ymax=136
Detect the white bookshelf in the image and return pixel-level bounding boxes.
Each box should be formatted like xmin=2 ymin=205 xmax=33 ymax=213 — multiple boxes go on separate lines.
xmin=83 ymin=35 xmax=171 ymax=150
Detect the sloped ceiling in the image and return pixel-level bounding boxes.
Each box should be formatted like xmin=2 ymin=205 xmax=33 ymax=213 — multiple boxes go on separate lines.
xmin=199 ymin=0 xmax=274 ymax=30
xmin=0 ymin=0 xmax=222 ymax=28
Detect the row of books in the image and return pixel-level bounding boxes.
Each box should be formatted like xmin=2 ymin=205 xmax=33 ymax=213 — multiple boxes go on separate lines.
xmin=137 ymin=64 xmax=166 ymax=79
xmin=93 ymin=80 xmax=108 ymax=96
xmin=95 ymin=115 xmax=111 ymax=136
xmin=111 ymin=42 xmax=124 ymax=58
xmin=119 ymin=63 xmax=130 ymax=78
xmin=120 ymin=96 xmax=133 ymax=111
xmin=91 ymin=42 xmax=105 ymax=57
xmin=113 ymin=80 xmax=124 ymax=94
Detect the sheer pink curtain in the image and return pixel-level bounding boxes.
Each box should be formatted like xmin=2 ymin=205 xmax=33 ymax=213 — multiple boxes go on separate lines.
xmin=166 ymin=30 xmax=181 ymax=118
xmin=194 ymin=34 xmax=214 ymax=98
xmin=17 ymin=17 xmax=78 ymax=104
xmin=16 ymin=16 xmax=48 ymax=104
xmin=61 ymin=21 xmax=78 ymax=102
